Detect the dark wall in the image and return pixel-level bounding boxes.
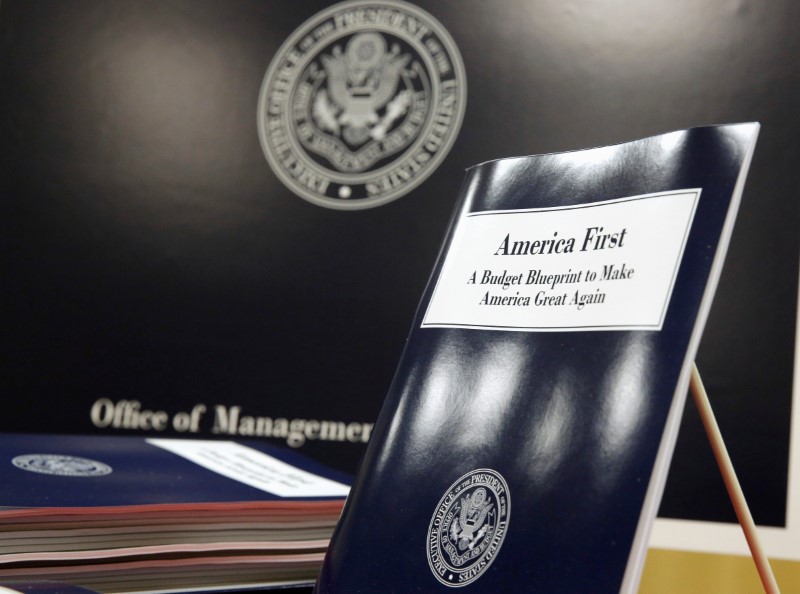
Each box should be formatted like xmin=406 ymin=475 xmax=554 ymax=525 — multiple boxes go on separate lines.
xmin=1 ymin=0 xmax=797 ymax=528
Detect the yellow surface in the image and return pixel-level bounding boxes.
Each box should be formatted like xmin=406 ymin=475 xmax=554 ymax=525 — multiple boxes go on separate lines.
xmin=639 ymin=549 xmax=800 ymax=594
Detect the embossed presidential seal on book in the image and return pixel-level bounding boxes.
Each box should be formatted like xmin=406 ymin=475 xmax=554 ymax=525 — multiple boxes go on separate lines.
xmin=427 ymin=469 xmax=510 ymax=587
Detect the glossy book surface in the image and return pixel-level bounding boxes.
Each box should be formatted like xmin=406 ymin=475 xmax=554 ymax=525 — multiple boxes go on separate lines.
xmin=316 ymin=124 xmax=759 ymax=593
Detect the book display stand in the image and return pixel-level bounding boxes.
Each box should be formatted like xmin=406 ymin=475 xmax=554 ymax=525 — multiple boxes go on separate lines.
xmin=691 ymin=365 xmax=781 ymax=594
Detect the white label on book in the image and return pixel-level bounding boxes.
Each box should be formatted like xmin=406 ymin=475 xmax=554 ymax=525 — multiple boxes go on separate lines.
xmin=146 ymin=439 xmax=350 ymax=498
xmin=422 ymin=189 xmax=700 ymax=331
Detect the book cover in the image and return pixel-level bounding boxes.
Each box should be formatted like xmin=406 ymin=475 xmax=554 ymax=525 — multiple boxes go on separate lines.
xmin=315 ymin=124 xmax=760 ymax=593
xmin=0 ymin=433 xmax=350 ymax=510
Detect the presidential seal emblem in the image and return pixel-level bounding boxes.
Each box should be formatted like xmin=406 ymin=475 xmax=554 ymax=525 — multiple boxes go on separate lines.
xmin=427 ymin=468 xmax=510 ymax=587
xmin=12 ymin=454 xmax=113 ymax=477
xmin=257 ymin=0 xmax=466 ymax=209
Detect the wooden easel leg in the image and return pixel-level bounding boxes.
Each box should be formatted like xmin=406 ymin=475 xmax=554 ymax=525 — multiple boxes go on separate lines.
xmin=690 ymin=363 xmax=781 ymax=594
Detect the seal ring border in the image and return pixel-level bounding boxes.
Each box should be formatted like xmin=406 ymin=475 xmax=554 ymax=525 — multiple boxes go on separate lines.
xmin=257 ymin=0 xmax=467 ymax=210
xmin=426 ymin=467 xmax=511 ymax=588
xmin=11 ymin=454 xmax=113 ymax=477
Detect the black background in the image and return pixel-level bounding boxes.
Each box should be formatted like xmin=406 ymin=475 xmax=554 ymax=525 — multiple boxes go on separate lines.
xmin=1 ymin=0 xmax=797 ymax=530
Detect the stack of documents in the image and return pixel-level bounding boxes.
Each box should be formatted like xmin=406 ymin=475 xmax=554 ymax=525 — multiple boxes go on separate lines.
xmin=0 ymin=434 xmax=349 ymax=592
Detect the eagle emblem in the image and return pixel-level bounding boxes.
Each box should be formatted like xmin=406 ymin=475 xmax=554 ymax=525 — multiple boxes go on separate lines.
xmin=258 ymin=0 xmax=466 ymax=208
xmin=449 ymin=487 xmax=494 ymax=551
xmin=12 ymin=454 xmax=112 ymax=476
xmin=427 ymin=469 xmax=510 ymax=587
xmin=313 ymin=32 xmax=412 ymax=147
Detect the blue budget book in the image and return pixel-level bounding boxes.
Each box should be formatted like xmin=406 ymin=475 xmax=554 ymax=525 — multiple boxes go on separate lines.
xmin=316 ymin=124 xmax=759 ymax=593
xmin=0 ymin=433 xmax=350 ymax=509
